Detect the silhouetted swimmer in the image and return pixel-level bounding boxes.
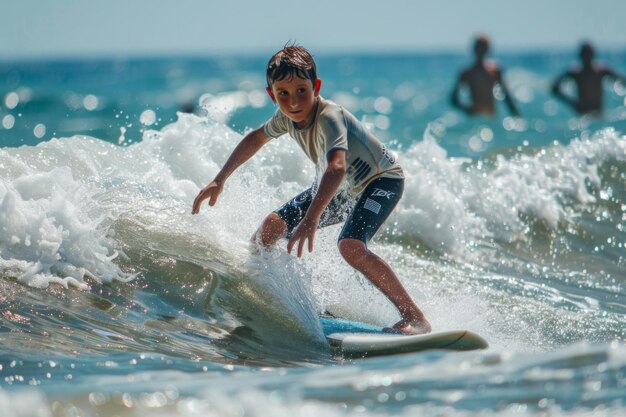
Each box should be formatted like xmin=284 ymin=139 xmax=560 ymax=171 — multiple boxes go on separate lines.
xmin=551 ymin=42 xmax=626 ymax=116
xmin=451 ymin=35 xmax=520 ymax=117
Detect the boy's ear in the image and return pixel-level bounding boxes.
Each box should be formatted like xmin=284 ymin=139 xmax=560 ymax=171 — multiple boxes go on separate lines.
xmin=314 ymin=79 xmax=322 ymax=95
xmin=266 ymin=87 xmax=276 ymax=102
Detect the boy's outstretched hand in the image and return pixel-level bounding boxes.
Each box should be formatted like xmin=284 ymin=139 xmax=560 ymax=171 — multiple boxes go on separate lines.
xmin=192 ymin=180 xmax=223 ymax=214
xmin=287 ymin=216 xmax=319 ymax=257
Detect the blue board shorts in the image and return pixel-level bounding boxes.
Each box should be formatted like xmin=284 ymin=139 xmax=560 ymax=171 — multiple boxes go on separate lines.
xmin=274 ymin=177 xmax=404 ymax=244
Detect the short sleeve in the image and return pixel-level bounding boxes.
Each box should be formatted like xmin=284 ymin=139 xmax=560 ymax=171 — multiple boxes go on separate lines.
xmin=263 ymin=110 xmax=290 ymax=138
xmin=319 ymin=108 xmax=348 ymax=155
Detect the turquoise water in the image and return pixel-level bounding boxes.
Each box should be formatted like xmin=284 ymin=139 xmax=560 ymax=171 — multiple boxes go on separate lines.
xmin=1 ymin=51 xmax=625 ymax=416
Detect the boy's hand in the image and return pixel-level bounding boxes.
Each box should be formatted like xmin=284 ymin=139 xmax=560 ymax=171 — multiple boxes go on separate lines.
xmin=287 ymin=216 xmax=319 ymax=257
xmin=191 ymin=180 xmax=223 ymax=214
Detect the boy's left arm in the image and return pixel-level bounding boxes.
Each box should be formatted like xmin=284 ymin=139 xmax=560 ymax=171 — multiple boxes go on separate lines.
xmin=287 ymin=149 xmax=347 ymax=257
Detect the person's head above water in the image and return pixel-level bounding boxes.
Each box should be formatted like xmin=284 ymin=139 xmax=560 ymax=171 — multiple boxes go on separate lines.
xmin=579 ymin=41 xmax=595 ymax=65
xmin=473 ymin=35 xmax=490 ymax=60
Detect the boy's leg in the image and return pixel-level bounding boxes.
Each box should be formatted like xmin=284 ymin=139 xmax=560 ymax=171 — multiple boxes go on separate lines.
xmin=254 ymin=187 xmax=351 ymax=248
xmin=337 ymin=177 xmax=431 ymax=335
xmin=252 ymin=188 xmax=313 ymax=248
xmin=338 ymin=238 xmax=431 ymax=335
xmin=252 ymin=213 xmax=288 ymax=247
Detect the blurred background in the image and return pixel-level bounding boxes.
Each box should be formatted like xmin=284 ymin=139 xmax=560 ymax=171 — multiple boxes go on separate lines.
xmin=1 ymin=0 xmax=625 ymax=154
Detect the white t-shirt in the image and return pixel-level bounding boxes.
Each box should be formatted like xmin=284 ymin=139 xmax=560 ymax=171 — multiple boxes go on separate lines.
xmin=263 ymin=97 xmax=403 ymax=196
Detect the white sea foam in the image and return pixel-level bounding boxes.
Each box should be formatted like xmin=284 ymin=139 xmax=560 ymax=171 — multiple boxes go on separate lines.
xmin=0 ymin=166 xmax=130 ymax=289
xmin=395 ymin=127 xmax=626 ymax=258
xmin=1 ymin=114 xmax=623 ymax=295
xmin=0 ymin=113 xmax=311 ymax=290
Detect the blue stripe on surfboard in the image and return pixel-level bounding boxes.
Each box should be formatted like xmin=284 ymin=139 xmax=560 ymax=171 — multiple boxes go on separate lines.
xmin=320 ymin=316 xmax=400 ymax=336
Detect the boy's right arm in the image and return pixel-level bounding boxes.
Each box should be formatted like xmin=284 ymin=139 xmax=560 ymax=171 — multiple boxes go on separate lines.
xmin=192 ymin=127 xmax=271 ymax=214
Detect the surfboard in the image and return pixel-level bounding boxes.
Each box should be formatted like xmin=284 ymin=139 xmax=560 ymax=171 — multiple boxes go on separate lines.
xmin=320 ymin=316 xmax=488 ymax=357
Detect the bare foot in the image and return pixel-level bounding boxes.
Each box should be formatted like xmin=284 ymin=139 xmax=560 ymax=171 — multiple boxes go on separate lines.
xmin=384 ymin=318 xmax=432 ymax=335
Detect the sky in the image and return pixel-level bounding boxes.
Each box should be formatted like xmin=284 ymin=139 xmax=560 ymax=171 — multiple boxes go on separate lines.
xmin=2 ymin=0 xmax=625 ymax=58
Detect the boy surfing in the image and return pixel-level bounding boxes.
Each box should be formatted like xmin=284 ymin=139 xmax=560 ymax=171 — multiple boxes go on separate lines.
xmin=192 ymin=45 xmax=430 ymax=335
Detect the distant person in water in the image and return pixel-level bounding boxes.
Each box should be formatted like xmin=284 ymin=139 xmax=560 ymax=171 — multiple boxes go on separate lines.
xmin=551 ymin=42 xmax=626 ymax=116
xmin=450 ymin=35 xmax=520 ymax=117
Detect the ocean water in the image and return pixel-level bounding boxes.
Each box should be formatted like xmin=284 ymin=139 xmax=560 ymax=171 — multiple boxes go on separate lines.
xmin=1 ymin=50 xmax=625 ymax=417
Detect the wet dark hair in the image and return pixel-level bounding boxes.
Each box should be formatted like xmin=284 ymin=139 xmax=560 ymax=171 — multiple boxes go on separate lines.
xmin=266 ymin=44 xmax=317 ymax=88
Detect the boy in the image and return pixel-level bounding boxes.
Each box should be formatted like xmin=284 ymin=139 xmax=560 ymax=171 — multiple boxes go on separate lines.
xmin=192 ymin=45 xmax=431 ymax=335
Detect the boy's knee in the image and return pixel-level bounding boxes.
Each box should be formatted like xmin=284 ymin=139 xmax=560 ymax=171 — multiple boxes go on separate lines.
xmin=264 ymin=212 xmax=286 ymax=227
xmin=255 ymin=213 xmax=287 ymax=246
xmin=338 ymin=238 xmax=367 ymax=264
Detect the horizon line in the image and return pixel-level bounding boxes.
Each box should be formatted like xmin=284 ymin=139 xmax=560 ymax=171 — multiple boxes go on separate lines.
xmin=2 ymin=44 xmax=626 ymax=63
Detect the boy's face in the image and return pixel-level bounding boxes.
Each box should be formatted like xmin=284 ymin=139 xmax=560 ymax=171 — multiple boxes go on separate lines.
xmin=267 ymin=76 xmax=321 ymax=128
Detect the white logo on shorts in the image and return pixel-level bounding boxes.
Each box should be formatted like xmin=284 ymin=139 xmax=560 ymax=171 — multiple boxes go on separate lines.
xmin=364 ymin=198 xmax=382 ymax=214
xmin=371 ymin=188 xmax=395 ymax=199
